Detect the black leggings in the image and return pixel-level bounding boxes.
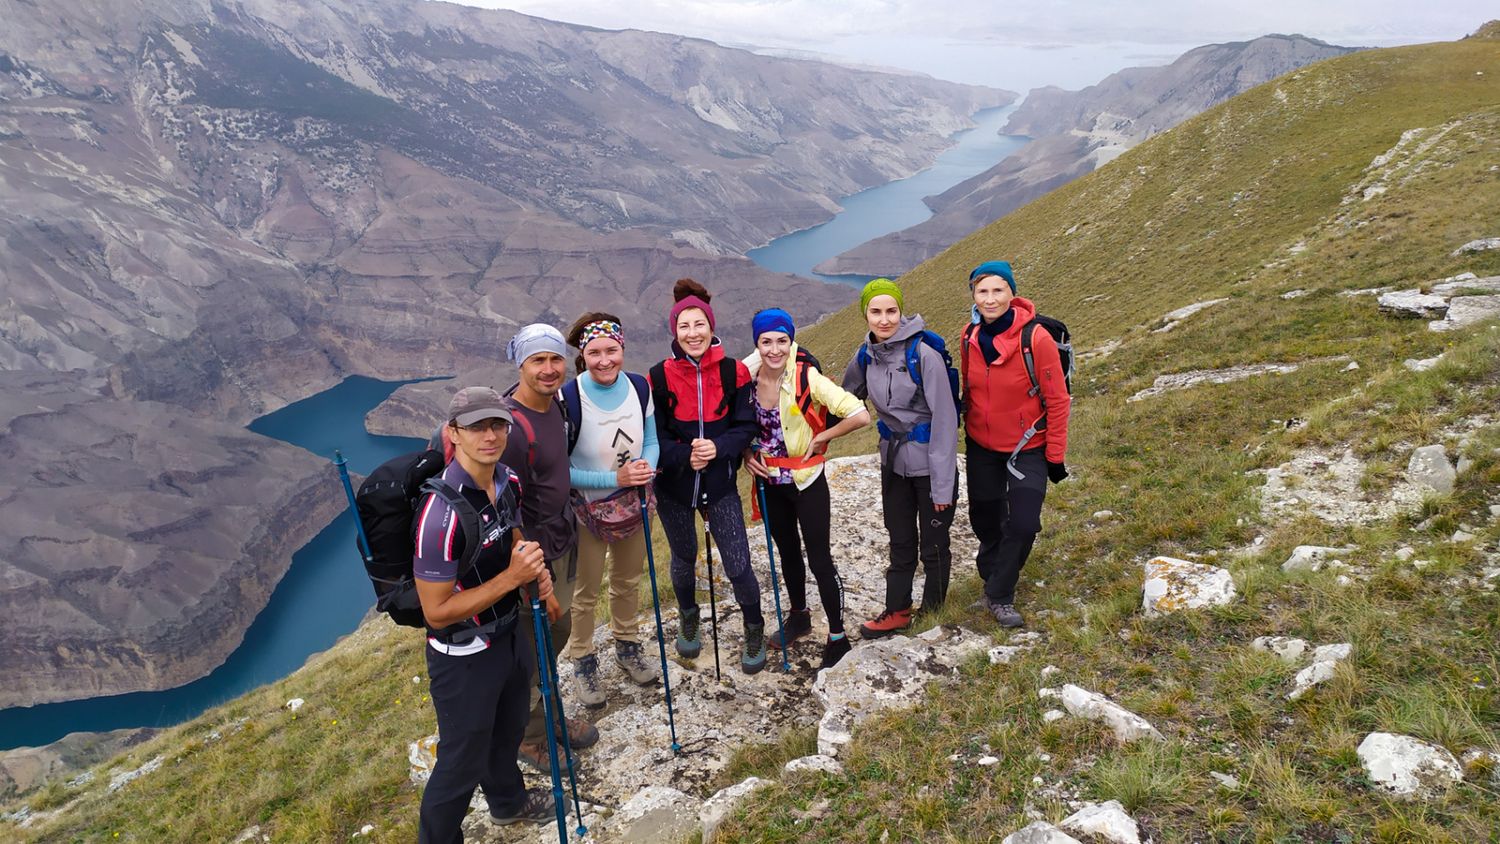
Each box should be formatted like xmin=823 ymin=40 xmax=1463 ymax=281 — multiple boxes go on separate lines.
xmin=759 ymin=473 xmax=845 ymax=634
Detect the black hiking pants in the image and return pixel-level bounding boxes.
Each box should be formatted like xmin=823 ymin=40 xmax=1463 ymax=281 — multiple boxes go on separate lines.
xmin=881 ymin=464 xmax=957 ymax=612
xmin=420 ymin=628 xmax=533 ymax=844
xmin=761 ymin=472 xmax=846 ymax=634
xmin=967 ymin=442 xmax=1048 ymax=605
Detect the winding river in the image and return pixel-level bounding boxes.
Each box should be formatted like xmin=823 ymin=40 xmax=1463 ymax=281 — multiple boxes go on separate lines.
xmin=1 ymin=105 xmax=1028 ymax=750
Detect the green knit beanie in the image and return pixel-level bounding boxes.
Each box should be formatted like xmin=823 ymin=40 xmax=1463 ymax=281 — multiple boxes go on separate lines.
xmin=860 ymin=277 xmax=904 ymax=313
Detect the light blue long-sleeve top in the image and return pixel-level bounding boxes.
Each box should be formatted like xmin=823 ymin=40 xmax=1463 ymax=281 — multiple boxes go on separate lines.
xmin=569 ymin=372 xmax=660 ymax=493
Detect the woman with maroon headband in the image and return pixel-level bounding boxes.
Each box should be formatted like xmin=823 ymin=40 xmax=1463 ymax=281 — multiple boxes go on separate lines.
xmin=648 ymin=279 xmax=767 ymax=674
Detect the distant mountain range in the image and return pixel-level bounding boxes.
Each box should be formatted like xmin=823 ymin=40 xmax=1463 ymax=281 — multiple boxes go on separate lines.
xmin=817 ymin=34 xmax=1359 ymax=277
xmin=0 ymin=0 xmax=1010 ymax=708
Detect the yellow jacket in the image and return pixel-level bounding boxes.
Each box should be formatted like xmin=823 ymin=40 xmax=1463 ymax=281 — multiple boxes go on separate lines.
xmin=743 ymin=343 xmax=867 ymax=490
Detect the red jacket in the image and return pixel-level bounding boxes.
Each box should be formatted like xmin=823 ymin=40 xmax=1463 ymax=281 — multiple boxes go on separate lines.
xmin=962 ymin=297 xmax=1070 ymax=463
xmin=650 ymin=339 xmax=756 ymax=507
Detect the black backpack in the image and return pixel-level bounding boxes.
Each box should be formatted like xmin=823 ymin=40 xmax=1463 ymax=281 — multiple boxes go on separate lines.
xmin=354 ymin=449 xmax=482 ymax=628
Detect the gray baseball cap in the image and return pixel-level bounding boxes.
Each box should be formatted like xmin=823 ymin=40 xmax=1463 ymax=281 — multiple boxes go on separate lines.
xmin=448 ymin=386 xmax=514 ymax=427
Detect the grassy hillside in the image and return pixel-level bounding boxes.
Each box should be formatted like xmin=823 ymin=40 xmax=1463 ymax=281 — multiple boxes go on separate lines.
xmin=4 ymin=35 xmax=1499 ymax=844
xmin=721 ymin=35 xmax=1500 ymax=843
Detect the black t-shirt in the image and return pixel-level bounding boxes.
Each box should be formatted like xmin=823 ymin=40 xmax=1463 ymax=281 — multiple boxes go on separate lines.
xmin=501 ymin=398 xmax=578 ymax=561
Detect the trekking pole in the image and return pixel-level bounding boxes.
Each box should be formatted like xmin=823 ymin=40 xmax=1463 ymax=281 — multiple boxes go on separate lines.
xmin=333 ymin=450 xmax=372 ymax=561
xmin=754 ymin=479 xmax=791 ymax=673
xmin=527 ymin=588 xmax=569 ymax=844
xmin=639 ymin=487 xmax=682 ymax=754
xmin=702 ymin=512 xmax=723 ymax=682
xmin=537 ymin=609 xmax=587 ymax=839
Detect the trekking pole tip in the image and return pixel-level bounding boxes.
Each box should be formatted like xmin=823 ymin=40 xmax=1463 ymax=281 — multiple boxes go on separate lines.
xmin=671 ymin=741 xmax=682 ymax=754
xmin=575 ymin=824 xmax=588 ymax=837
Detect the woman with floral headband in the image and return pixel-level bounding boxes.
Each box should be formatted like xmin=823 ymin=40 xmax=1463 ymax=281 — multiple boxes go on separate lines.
xmin=558 ymin=312 xmax=661 ymax=706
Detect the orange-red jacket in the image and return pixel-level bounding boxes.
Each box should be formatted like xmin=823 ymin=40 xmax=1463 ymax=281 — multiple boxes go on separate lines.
xmin=962 ymin=296 xmax=1070 ymax=463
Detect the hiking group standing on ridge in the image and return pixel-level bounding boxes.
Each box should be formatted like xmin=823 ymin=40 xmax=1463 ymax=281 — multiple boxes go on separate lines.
xmin=347 ymin=262 xmax=1072 ymax=842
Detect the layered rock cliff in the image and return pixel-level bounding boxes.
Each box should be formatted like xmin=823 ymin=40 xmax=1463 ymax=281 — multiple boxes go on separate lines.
xmin=0 ymin=0 xmax=1011 ymax=706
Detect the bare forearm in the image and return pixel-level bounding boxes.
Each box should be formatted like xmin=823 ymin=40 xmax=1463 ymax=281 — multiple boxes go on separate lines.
xmin=416 ymin=571 xmax=521 ymax=629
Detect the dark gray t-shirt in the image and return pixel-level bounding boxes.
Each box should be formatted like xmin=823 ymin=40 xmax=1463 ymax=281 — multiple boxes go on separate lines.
xmin=501 ymin=397 xmax=577 ymax=562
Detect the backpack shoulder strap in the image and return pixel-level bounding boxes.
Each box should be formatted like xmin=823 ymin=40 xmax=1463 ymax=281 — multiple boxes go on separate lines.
xmin=626 ymin=372 xmax=651 ymax=416
xmin=715 ymin=358 xmax=739 ymax=417
xmin=856 ymin=342 xmax=871 ymax=370
xmin=1020 ymin=320 xmax=1043 ymax=406
xmin=561 ymin=380 xmax=582 ymax=455
xmin=905 ymin=335 xmax=925 ymax=387
xmin=420 ymin=478 xmax=485 ymax=579
xmin=794 ymin=359 xmax=814 ymax=416
xmin=508 ymin=405 xmax=538 ymax=468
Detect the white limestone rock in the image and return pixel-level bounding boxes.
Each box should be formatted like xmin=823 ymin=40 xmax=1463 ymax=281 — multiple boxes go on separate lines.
xmin=1210 ymin=771 xmax=1241 ymax=790
xmin=1288 ymin=643 xmax=1353 ymax=700
xmin=1281 ymin=545 xmax=1355 ymax=573
xmin=1378 ymin=289 xmax=1449 ymax=319
xmin=1060 ymin=800 xmax=1142 ymax=844
xmin=814 ymin=625 xmax=992 ymax=756
xmin=1042 ymin=709 xmax=1066 ymax=723
xmin=1252 ymin=636 xmax=1309 ymax=663
xmin=1003 ymin=821 xmax=1085 ymax=844
xmin=1142 ymin=556 xmax=1236 ymax=616
xmin=1407 ymin=445 xmax=1456 ymax=494
xmin=1428 ymin=272 xmax=1487 ymax=295
xmin=107 ymin=755 xmax=163 ymax=792
xmin=286 ymin=698 xmax=305 ymax=711
xmin=784 ymin=754 xmax=844 ymax=776
xmin=700 ymin=777 xmax=772 ymax=843
xmin=1403 ymin=355 xmax=1443 ymax=372
xmin=1045 ymin=684 xmax=1162 ymax=744
xmin=409 ymin=735 xmax=438 ymax=786
xmin=1451 ymin=238 xmax=1500 ymax=255
xmin=1431 ymin=293 xmax=1500 ymax=331
xmin=1357 ymin=732 xmax=1463 ymax=797
xmin=595 ymin=786 xmax=699 ymax=844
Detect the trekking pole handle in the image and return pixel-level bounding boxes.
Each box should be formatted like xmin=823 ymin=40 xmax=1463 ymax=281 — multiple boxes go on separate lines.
xmin=333 ymin=450 xmax=374 ymax=562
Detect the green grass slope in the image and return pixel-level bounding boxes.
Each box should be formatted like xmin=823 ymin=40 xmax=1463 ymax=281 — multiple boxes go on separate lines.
xmin=4 ymin=35 xmax=1499 ymax=844
xmin=719 ymin=35 xmax=1500 ymax=843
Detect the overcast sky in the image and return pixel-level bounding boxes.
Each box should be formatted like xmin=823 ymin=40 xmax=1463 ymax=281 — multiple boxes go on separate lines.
xmin=450 ymin=0 xmax=1485 ymax=93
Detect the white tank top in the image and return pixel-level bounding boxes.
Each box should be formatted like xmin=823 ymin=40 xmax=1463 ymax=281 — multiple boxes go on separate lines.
xmin=574 ymin=377 xmax=648 ymax=502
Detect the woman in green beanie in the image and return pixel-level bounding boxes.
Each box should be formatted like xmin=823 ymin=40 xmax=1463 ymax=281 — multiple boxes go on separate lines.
xmin=842 ymin=278 xmax=960 ymax=638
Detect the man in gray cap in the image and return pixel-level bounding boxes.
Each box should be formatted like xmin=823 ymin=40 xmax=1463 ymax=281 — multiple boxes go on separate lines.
xmin=502 ymin=323 xmax=600 ymax=772
xmin=414 ymin=386 xmax=556 ymax=839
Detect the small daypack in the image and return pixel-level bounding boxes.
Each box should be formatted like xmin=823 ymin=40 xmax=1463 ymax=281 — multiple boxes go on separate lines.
xmin=562 ymin=373 xmax=652 ymax=454
xmin=353 ymin=449 xmax=482 ymax=628
xmin=856 ymin=330 xmax=963 ymax=417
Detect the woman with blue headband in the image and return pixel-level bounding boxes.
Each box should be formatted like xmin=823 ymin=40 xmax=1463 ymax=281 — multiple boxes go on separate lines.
xmin=743 ymin=308 xmax=870 ymax=668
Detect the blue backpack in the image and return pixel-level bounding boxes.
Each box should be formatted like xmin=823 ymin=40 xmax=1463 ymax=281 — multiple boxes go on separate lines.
xmin=856 ymin=330 xmax=963 ymax=424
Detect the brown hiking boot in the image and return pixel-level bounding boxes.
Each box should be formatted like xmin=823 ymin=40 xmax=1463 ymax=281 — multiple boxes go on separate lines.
xmin=858 ymin=608 xmax=912 ymax=639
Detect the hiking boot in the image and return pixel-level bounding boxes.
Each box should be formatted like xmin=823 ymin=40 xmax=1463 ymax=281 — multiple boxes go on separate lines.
xmin=615 ymin=640 xmax=660 ymax=686
xmin=675 ymin=606 xmax=702 ymax=658
xmin=858 ymin=608 xmax=912 ymax=639
xmin=516 ymin=739 xmax=554 ymax=775
xmin=741 ymin=622 xmax=767 ymax=675
xmin=490 ymin=787 xmax=556 ymax=825
xmin=819 ymin=634 xmax=852 ymax=669
xmin=989 ymin=600 xmax=1024 ymax=629
xmin=556 ymin=714 xmax=599 ymax=750
xmin=767 ymin=608 xmax=812 ymax=650
xmin=572 ymin=653 xmax=606 ymax=708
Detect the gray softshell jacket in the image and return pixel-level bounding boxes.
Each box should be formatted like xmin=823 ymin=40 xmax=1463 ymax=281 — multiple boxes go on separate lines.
xmin=841 ymin=315 xmax=960 ymax=505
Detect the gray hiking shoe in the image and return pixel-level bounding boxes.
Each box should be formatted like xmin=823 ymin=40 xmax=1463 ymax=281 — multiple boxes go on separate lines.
xmin=989 ymin=600 xmax=1024 ymax=629
xmin=741 ymin=622 xmax=767 ymax=675
xmin=615 ymin=640 xmax=660 ymax=686
xmin=572 ymin=653 xmax=606 ymax=708
xmin=489 ymin=787 xmax=555 ymax=825
xmin=676 ymin=606 xmax=702 ymax=658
